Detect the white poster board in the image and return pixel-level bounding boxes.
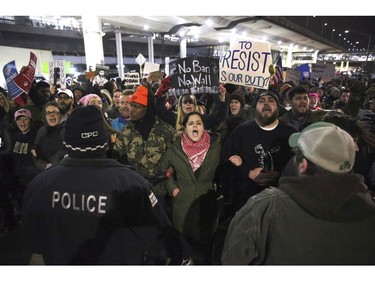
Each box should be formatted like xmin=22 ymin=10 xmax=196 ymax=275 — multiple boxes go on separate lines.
xmin=219 ymin=39 xmax=272 ymax=89
xmin=48 ymin=60 xmax=66 ymax=89
xmin=311 ymin=63 xmax=336 ymax=82
xmin=143 ymin=62 xmax=160 ymax=75
xmin=123 ymin=72 xmax=140 ymax=86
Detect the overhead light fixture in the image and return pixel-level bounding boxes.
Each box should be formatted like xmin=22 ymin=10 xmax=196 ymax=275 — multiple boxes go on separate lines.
xmin=143 ymin=24 xmax=149 ymax=31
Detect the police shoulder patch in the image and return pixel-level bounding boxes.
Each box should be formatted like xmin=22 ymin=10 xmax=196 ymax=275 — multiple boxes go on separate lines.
xmin=148 ymin=191 xmax=158 ymax=207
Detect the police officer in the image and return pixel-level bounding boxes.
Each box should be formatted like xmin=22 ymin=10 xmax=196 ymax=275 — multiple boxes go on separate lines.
xmin=22 ymin=105 xmax=178 ymax=265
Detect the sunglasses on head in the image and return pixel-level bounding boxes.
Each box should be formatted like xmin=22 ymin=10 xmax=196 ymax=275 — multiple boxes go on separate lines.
xmin=182 ymin=99 xmax=195 ymax=105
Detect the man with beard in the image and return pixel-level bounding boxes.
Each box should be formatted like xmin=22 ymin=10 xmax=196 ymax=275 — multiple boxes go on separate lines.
xmin=56 ymin=89 xmax=75 ymax=123
xmin=111 ymin=89 xmax=134 ymax=132
xmin=224 ymin=90 xmax=297 ymax=212
xmin=279 ymin=86 xmax=327 ymax=131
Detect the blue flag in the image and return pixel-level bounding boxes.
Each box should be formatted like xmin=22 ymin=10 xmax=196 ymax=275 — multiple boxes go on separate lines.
xmin=296 ymin=63 xmax=311 ymax=81
xmin=3 ymin=60 xmax=24 ymax=99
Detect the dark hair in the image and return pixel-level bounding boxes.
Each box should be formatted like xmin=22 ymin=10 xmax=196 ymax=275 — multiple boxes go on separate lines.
xmin=179 ymin=93 xmax=196 ymax=106
xmin=35 ymin=80 xmax=50 ymax=90
xmin=340 ymin=88 xmax=350 ymax=95
xmin=42 ymin=101 xmax=62 ymax=125
xmin=111 ymin=88 xmax=123 ymax=97
xmin=182 ymin=111 xmax=204 ymax=127
xmin=322 ymin=112 xmax=362 ymax=139
xmin=288 ymin=86 xmax=308 ymax=100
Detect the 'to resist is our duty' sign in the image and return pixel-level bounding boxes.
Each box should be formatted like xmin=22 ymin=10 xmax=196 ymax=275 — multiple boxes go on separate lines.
xmin=219 ymin=39 xmax=272 ymax=90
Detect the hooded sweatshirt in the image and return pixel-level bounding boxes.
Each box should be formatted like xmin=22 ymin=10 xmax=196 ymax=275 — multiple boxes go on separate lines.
xmin=222 ymin=173 xmax=375 ymax=265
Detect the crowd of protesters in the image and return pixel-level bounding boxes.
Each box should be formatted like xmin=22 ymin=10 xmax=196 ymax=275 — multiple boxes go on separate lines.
xmin=1 ymin=68 xmax=375 ymax=265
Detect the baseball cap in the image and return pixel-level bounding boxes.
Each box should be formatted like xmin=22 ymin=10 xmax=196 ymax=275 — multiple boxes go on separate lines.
xmin=289 ymin=122 xmax=356 ymax=173
xmin=14 ymin=108 xmax=32 ymax=121
xmin=57 ymin=89 xmax=74 ymax=99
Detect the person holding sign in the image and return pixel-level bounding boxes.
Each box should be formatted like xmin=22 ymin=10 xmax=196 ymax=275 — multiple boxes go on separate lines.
xmin=155 ymin=77 xmax=227 ymax=133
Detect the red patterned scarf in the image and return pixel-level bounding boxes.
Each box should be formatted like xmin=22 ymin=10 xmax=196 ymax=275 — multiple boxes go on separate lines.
xmin=181 ymin=130 xmax=211 ymax=172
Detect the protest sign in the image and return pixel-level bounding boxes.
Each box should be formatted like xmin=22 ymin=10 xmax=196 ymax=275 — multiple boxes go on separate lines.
xmin=285 ymin=68 xmax=302 ymax=86
xmin=95 ymin=64 xmax=110 ymax=77
xmin=169 ymin=57 xmax=219 ymax=89
xmin=148 ymin=70 xmax=163 ymax=81
xmin=143 ymin=62 xmax=160 ymax=75
xmin=2 ymin=60 xmax=23 ymax=99
xmin=219 ymin=40 xmax=272 ymax=90
xmin=311 ymin=63 xmax=335 ymax=82
xmin=12 ymin=51 xmax=37 ymax=94
xmin=48 ymin=60 xmax=66 ymax=89
xmin=296 ymin=63 xmax=311 ymax=80
xmin=123 ymin=72 xmax=140 ymax=86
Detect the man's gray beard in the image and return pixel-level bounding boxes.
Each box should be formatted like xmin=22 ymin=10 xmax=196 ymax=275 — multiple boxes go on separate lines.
xmin=255 ymin=110 xmax=278 ymax=126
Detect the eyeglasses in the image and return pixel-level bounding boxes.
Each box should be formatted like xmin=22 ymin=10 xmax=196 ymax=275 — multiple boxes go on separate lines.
xmin=46 ymin=111 xmax=61 ymax=116
xmin=182 ymin=99 xmax=195 ymax=105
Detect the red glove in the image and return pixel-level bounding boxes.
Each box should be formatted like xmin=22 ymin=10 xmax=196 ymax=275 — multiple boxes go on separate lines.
xmin=155 ymin=76 xmax=171 ymax=97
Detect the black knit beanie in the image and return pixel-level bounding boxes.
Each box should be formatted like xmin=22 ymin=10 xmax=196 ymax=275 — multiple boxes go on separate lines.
xmin=63 ymin=105 xmax=108 ymax=155
xmin=253 ymin=90 xmax=281 ymax=108
xmin=229 ymin=91 xmax=245 ymax=107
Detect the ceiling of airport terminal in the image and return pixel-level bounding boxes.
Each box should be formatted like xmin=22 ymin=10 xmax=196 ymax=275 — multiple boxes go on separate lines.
xmin=99 ymin=16 xmax=344 ymax=53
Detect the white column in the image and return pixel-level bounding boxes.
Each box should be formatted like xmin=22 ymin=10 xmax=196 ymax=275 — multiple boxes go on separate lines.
xmin=340 ymin=61 xmax=344 ymax=72
xmin=148 ymin=35 xmax=154 ymax=63
xmin=312 ymin=50 xmax=319 ymax=64
xmin=165 ymin=57 xmax=170 ymax=76
xmin=229 ymin=32 xmax=238 ymax=49
xmin=81 ymin=15 xmax=105 ymax=71
xmin=115 ymin=30 xmax=124 ymax=78
xmin=285 ymin=45 xmax=294 ymax=68
xmin=180 ymin=37 xmax=187 ymax=58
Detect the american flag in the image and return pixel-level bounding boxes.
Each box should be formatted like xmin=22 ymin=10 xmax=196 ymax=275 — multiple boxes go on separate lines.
xmin=270 ymin=55 xmax=283 ymax=89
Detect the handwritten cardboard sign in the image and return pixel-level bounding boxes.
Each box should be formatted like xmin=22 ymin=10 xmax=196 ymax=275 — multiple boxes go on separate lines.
xmin=169 ymin=57 xmax=219 ymax=89
xmin=311 ymin=63 xmax=335 ymax=82
xmin=219 ymin=40 xmax=272 ymax=90
xmin=48 ymin=60 xmax=66 ymax=89
xmin=148 ymin=70 xmax=163 ymax=81
xmin=123 ymin=72 xmax=140 ymax=86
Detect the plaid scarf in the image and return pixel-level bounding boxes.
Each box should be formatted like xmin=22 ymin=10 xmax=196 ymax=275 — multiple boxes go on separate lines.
xmin=181 ymin=130 xmax=210 ymax=172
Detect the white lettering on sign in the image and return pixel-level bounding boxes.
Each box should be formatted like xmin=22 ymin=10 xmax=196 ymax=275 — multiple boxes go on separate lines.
xmin=52 ymin=191 xmax=108 ymax=214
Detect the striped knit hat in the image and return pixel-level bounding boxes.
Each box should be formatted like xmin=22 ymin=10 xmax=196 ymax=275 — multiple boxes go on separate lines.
xmin=63 ymin=105 xmax=108 ymax=155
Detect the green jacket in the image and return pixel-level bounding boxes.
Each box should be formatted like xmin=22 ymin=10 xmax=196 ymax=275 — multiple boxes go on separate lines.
xmin=222 ymin=174 xmax=375 ymax=265
xmin=162 ymin=133 xmax=221 ymax=240
xmin=113 ymin=118 xmax=176 ymax=195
